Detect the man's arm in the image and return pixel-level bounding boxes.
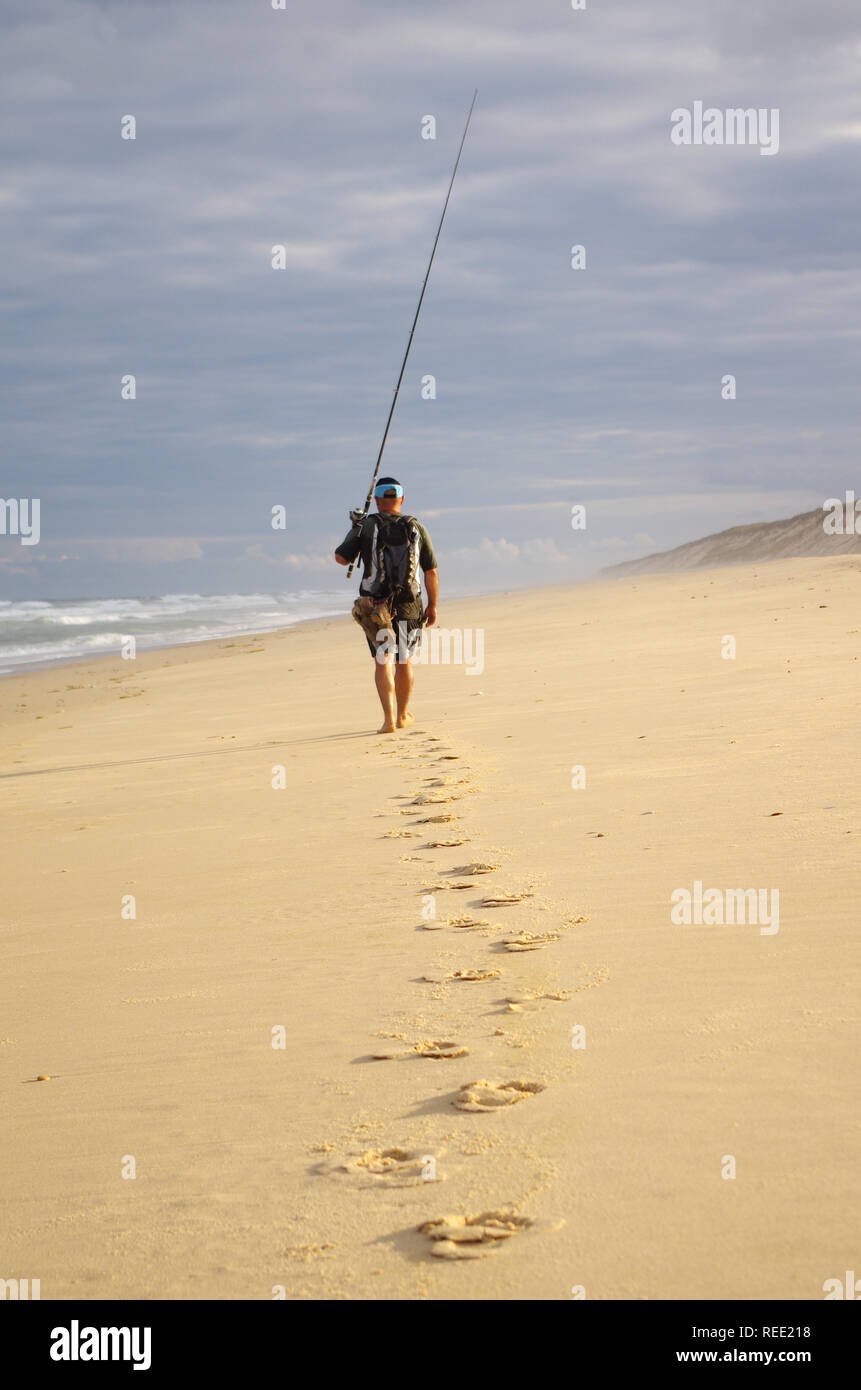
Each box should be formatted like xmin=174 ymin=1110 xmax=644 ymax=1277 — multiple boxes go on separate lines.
xmin=423 ymin=568 xmax=438 ymax=626
xmin=335 ymin=523 xmax=363 ymax=566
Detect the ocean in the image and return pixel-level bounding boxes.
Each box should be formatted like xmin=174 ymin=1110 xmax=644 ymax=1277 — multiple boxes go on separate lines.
xmin=0 ymin=591 xmax=350 ymax=676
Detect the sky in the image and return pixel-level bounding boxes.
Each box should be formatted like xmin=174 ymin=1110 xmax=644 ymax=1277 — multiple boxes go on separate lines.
xmin=2 ymin=0 xmax=861 ymax=599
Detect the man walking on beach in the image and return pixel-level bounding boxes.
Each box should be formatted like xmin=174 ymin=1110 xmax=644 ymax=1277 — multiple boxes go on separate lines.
xmin=335 ymin=478 xmax=438 ymax=734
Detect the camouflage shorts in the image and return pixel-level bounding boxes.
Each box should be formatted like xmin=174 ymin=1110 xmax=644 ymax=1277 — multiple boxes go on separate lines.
xmin=352 ymin=598 xmax=424 ymax=661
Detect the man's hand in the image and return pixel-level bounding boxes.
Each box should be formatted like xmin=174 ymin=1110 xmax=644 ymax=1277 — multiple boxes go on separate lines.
xmin=423 ymin=568 xmax=439 ymax=626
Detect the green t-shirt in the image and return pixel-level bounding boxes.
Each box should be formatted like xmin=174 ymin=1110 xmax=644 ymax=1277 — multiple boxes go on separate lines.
xmin=336 ymin=513 xmax=437 ymax=619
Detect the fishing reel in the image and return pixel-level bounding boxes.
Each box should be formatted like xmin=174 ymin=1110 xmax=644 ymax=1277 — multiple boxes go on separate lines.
xmin=349 ymin=507 xmax=366 ymax=528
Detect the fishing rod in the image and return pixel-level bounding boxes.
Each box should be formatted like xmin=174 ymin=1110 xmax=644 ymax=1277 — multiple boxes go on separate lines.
xmin=346 ymin=88 xmax=478 ymax=577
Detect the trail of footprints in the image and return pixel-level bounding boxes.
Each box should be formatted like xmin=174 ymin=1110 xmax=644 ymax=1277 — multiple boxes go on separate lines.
xmin=322 ymin=730 xmax=593 ymax=1262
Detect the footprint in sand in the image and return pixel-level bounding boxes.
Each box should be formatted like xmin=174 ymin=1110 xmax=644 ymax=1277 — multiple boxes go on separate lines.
xmin=416 ymin=814 xmax=459 ymax=824
xmin=504 ymin=990 xmax=570 ymax=1012
xmin=371 ymin=1039 xmax=469 ymax=1060
xmin=419 ymin=1210 xmax=562 ymax=1260
xmin=383 ymin=829 xmax=420 ymax=838
xmin=502 ymin=932 xmax=560 ymax=952
xmin=422 ymin=967 xmax=502 ymax=983
xmin=425 ymin=839 xmax=471 ymax=848
xmin=422 ymin=881 xmax=476 ymax=892
xmin=448 ymin=862 xmax=498 ymax=876
xmin=421 ymin=916 xmax=492 ymax=932
xmin=453 ymin=1078 xmax=546 ymax=1111
xmin=322 ymin=1146 xmax=445 ymax=1187
xmin=283 ymin=1241 xmax=337 ymax=1262
xmin=570 ymin=965 xmax=610 ymax=992
xmin=481 ymin=892 xmax=533 ymax=907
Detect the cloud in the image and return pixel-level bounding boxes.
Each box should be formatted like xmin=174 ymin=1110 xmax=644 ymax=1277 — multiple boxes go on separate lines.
xmin=448 ymin=537 xmax=521 ymax=564
xmin=2 ymin=0 xmax=859 ymax=599
xmin=99 ymin=538 xmax=204 ymax=564
xmin=520 ymin=538 xmax=569 ymax=564
xmin=245 ymin=543 xmax=333 ymax=572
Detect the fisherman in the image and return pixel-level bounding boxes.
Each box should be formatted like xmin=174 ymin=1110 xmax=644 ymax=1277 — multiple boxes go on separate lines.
xmin=335 ymin=478 xmax=438 ymax=734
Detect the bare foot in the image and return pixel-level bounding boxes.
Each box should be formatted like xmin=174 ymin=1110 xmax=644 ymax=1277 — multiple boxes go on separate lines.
xmin=378 ymin=721 xmax=397 ymax=734
xmin=396 ymin=712 xmax=415 ymax=729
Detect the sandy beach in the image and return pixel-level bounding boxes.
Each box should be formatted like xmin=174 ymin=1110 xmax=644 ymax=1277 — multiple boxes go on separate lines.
xmin=2 ymin=555 xmax=858 ymax=1301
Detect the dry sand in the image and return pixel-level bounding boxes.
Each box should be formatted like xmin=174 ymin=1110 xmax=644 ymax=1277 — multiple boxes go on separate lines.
xmin=1 ymin=556 xmax=858 ymax=1300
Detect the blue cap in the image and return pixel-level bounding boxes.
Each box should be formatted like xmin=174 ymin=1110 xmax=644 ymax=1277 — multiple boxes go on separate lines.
xmin=374 ymin=482 xmax=403 ymax=498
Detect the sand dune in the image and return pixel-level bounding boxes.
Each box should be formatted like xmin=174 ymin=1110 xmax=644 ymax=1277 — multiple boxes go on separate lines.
xmin=603 ymin=504 xmax=861 ymax=577
xmin=1 ymin=558 xmax=858 ymax=1299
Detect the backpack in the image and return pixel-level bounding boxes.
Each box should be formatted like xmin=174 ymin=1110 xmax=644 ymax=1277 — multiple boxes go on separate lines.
xmin=360 ymin=513 xmax=422 ymax=604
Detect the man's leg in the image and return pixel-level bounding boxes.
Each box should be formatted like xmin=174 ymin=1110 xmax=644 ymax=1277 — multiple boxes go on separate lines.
xmin=374 ymin=653 xmax=397 ymax=734
xmin=395 ymin=658 xmax=414 ymax=729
